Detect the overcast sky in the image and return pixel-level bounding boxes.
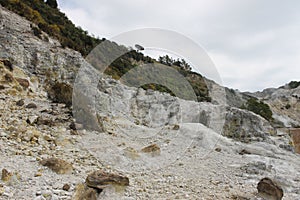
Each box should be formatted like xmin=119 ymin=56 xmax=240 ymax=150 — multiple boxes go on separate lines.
xmin=58 ymin=0 xmax=300 ymax=92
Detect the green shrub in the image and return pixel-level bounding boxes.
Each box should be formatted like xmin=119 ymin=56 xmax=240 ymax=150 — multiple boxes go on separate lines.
xmin=45 ymin=0 xmax=57 ymax=9
xmin=288 ymin=81 xmax=300 ymax=89
xmin=243 ymin=98 xmax=273 ymax=121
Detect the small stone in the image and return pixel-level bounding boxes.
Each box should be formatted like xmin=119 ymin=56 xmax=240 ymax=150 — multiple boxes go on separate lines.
xmin=257 ymin=177 xmax=283 ymax=200
xmin=173 ymin=124 xmax=180 ymax=130
xmin=43 ymin=135 xmax=54 ymax=142
xmin=16 ymin=99 xmax=24 ymax=106
xmin=4 ymin=73 xmax=14 ymax=83
xmin=15 ymin=78 xmax=29 ymax=89
xmin=141 ymin=144 xmax=161 ymax=156
xmin=70 ymin=122 xmax=83 ymax=130
xmin=39 ymin=157 xmax=73 ymax=174
xmin=1 ymin=169 xmax=12 ymax=182
xmin=27 ymin=116 xmax=39 ymax=125
xmin=86 ymin=170 xmax=129 ymax=190
xmin=34 ymin=172 xmax=42 ymax=177
xmin=215 ymin=147 xmax=222 ymax=152
xmin=26 ymin=103 xmax=37 ymax=109
xmin=62 ymin=184 xmax=70 ymax=191
xmin=37 ymin=117 xmax=53 ymax=126
xmin=239 ymin=149 xmax=251 ymax=155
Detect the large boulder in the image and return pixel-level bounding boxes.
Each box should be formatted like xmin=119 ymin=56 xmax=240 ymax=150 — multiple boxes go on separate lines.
xmin=257 ymin=177 xmax=283 ymax=200
xmin=223 ymin=107 xmax=276 ymax=143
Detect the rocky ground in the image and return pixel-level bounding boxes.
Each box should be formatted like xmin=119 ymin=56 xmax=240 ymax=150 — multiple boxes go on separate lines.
xmin=0 ymin=5 xmax=300 ymax=200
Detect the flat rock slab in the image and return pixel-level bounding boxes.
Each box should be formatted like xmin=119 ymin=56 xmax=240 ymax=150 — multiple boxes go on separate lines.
xmin=86 ymin=170 xmax=129 ymax=189
xmin=39 ymin=157 xmax=73 ymax=174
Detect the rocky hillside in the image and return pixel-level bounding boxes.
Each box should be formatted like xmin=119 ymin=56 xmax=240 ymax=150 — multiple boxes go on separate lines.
xmin=251 ymin=82 xmax=300 ymax=128
xmin=0 ymin=0 xmax=211 ymax=102
xmin=0 ymin=4 xmax=300 ymax=200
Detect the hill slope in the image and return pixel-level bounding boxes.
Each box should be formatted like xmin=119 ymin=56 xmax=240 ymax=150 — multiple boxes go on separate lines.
xmin=0 ymin=0 xmax=211 ymax=102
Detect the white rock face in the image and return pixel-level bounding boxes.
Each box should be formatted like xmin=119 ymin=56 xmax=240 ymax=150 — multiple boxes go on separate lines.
xmin=73 ymin=63 xmax=227 ymax=134
xmin=0 ymin=5 xmax=85 ymax=84
xmin=223 ymin=107 xmax=276 ymax=143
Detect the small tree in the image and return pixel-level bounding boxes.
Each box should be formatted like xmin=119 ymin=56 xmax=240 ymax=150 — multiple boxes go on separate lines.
xmin=46 ymin=0 xmax=58 ymax=9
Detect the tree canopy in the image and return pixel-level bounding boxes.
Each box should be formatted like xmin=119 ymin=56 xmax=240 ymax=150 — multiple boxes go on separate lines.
xmin=45 ymin=0 xmax=57 ymax=9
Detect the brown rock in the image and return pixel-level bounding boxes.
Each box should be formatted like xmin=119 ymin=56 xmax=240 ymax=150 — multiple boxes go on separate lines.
xmin=215 ymin=147 xmax=222 ymax=152
xmin=47 ymin=82 xmax=73 ymax=106
xmin=0 ymin=85 xmax=5 ymax=90
xmin=15 ymin=78 xmax=29 ymax=89
xmin=39 ymin=157 xmax=73 ymax=174
xmin=1 ymin=169 xmax=12 ymax=182
xmin=239 ymin=149 xmax=252 ymax=155
xmin=70 ymin=121 xmax=84 ymax=130
xmin=73 ymin=183 xmax=98 ymax=200
xmin=86 ymin=170 xmax=129 ymax=190
xmin=43 ymin=134 xmax=54 ymax=142
xmin=16 ymin=99 xmax=24 ymax=106
xmin=1 ymin=59 xmax=13 ymax=71
xmin=257 ymin=177 xmax=283 ymax=200
xmin=37 ymin=117 xmax=54 ymax=126
xmin=27 ymin=116 xmax=39 ymax=125
xmin=63 ymin=183 xmax=71 ymax=191
xmin=26 ymin=103 xmax=37 ymax=109
xmin=141 ymin=144 xmax=161 ymax=156
xmin=4 ymin=73 xmax=14 ymax=83
xmin=173 ymin=124 xmax=180 ymax=130
xmin=290 ymin=128 xmax=300 ymax=154
xmin=34 ymin=172 xmax=42 ymax=177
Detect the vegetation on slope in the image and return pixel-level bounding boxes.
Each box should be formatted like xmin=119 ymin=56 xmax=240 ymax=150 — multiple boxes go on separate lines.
xmin=0 ymin=0 xmax=210 ymax=102
xmin=0 ymin=0 xmax=101 ymax=56
xmin=287 ymin=81 xmax=300 ymax=89
xmin=241 ymin=98 xmax=273 ymax=121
